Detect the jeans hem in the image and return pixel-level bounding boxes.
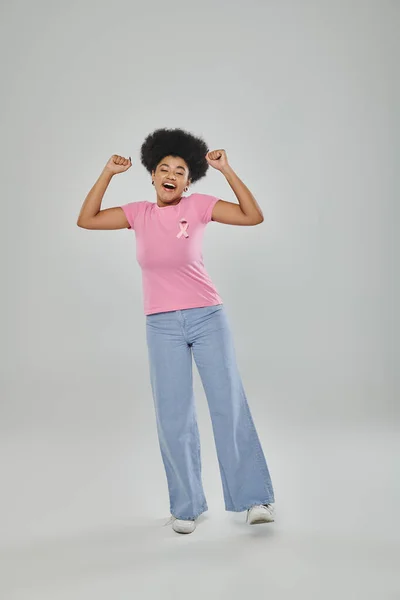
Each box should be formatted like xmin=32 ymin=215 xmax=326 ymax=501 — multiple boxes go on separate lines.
xmin=225 ymin=499 xmax=275 ymax=512
xmin=172 ymin=504 xmax=208 ymax=521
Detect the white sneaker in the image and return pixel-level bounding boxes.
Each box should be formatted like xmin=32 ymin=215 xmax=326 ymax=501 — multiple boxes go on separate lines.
xmin=247 ymin=504 xmax=275 ymax=525
xmin=164 ymin=515 xmax=196 ymax=534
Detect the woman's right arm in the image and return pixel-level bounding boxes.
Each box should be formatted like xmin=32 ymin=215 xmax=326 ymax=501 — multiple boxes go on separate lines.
xmin=77 ymin=155 xmax=132 ymax=230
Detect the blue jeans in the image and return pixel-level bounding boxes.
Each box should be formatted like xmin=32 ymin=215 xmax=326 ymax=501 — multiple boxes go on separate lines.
xmin=145 ymin=304 xmax=275 ymax=520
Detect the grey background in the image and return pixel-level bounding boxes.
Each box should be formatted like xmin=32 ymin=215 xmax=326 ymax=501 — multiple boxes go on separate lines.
xmin=1 ymin=0 xmax=398 ymax=598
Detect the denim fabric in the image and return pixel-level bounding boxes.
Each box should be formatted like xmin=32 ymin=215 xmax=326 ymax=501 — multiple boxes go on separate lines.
xmin=146 ymin=304 xmax=275 ymax=520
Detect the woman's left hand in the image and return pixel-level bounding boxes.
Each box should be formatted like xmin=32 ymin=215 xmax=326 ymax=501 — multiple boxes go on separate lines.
xmin=205 ymin=149 xmax=229 ymax=172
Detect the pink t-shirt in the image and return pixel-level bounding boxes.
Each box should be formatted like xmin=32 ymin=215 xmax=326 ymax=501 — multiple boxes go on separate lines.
xmin=120 ymin=192 xmax=224 ymax=315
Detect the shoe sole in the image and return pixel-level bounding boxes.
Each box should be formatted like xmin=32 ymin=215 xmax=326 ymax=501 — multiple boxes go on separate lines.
xmin=248 ymin=516 xmax=275 ymax=525
xmin=172 ymin=527 xmax=196 ymax=534
xmin=172 ymin=522 xmax=196 ymax=534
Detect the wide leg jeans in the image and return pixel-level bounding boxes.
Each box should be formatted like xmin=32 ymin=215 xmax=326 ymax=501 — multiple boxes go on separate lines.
xmin=145 ymin=304 xmax=275 ymax=520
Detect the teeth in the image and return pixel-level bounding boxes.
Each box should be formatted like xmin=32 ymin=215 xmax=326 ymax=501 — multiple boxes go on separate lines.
xmin=164 ymin=183 xmax=175 ymax=189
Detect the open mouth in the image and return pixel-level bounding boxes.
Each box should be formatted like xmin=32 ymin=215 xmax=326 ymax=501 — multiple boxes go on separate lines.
xmin=163 ymin=183 xmax=176 ymax=192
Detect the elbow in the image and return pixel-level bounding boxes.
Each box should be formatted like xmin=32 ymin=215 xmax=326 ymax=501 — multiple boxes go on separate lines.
xmin=251 ymin=214 xmax=264 ymax=226
xmin=243 ymin=213 xmax=264 ymax=226
xmin=77 ymin=211 xmax=100 ymax=229
xmin=77 ymin=218 xmax=90 ymax=229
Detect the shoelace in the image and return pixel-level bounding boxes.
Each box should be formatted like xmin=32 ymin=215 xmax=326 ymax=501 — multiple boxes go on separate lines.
xmin=246 ymin=504 xmax=274 ymax=523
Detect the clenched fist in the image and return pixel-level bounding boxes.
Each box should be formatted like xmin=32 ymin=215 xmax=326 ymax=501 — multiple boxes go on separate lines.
xmin=104 ymin=154 xmax=132 ymax=175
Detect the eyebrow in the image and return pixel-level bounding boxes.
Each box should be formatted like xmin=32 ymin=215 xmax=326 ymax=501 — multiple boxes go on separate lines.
xmin=159 ymin=163 xmax=186 ymax=172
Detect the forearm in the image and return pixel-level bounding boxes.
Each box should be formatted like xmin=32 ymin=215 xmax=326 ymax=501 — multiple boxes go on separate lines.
xmin=77 ymin=168 xmax=114 ymax=225
xmin=221 ymin=165 xmax=263 ymax=221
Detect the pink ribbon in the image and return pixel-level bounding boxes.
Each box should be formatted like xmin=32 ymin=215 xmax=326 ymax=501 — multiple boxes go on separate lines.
xmin=177 ymin=219 xmax=189 ymax=238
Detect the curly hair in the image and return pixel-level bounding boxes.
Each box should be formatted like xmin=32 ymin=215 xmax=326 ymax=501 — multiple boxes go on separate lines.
xmin=140 ymin=127 xmax=209 ymax=184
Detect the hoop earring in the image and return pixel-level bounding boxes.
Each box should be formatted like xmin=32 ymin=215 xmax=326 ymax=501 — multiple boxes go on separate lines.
xmin=152 ymin=181 xmax=154 ymax=185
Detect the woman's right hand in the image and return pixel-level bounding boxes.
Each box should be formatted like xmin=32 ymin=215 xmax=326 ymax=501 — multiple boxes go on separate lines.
xmin=104 ymin=154 xmax=132 ymax=175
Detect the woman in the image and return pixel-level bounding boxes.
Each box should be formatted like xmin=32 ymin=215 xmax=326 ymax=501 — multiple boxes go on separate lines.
xmin=77 ymin=127 xmax=275 ymax=534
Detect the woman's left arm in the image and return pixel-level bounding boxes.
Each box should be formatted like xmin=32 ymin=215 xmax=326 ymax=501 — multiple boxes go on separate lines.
xmin=205 ymin=149 xmax=264 ymax=226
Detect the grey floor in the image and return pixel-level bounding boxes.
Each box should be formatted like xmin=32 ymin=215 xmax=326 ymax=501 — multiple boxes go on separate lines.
xmin=0 ymin=422 xmax=400 ymax=600
xmin=1 ymin=392 xmax=398 ymax=599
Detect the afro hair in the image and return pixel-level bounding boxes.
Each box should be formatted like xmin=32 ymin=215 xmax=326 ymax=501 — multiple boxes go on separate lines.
xmin=140 ymin=127 xmax=209 ymax=184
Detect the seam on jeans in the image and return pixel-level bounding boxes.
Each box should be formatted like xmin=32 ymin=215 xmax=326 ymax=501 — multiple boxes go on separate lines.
xmin=241 ymin=386 xmax=275 ymax=503
xmin=218 ymin=456 xmax=235 ymax=510
xmin=178 ymin=310 xmax=191 ymax=344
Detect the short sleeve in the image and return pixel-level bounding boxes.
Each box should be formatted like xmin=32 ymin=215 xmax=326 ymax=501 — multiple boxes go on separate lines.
xmin=120 ymin=201 xmax=146 ymax=230
xmin=192 ymin=193 xmax=220 ymax=224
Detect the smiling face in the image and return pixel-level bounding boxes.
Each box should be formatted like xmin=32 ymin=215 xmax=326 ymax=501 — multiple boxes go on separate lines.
xmin=152 ymin=155 xmax=191 ymax=206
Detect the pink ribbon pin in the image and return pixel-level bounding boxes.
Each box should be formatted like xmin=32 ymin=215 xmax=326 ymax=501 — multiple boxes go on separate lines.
xmin=177 ymin=219 xmax=189 ymax=238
